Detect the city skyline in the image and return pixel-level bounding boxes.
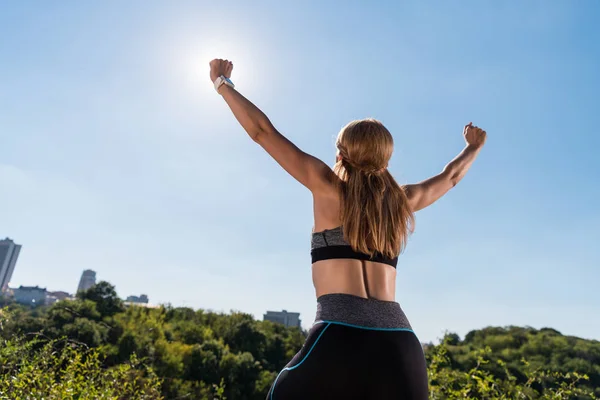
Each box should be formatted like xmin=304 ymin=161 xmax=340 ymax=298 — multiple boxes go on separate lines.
xmin=0 ymin=255 xmax=153 ymax=309
xmin=0 ymin=241 xmax=303 ymax=323
xmin=1 ymin=1 xmax=599 ymax=343
xmin=4 ymin=264 xmax=157 ymax=308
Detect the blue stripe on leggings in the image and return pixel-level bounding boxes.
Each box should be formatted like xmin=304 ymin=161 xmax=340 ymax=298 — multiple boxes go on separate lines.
xmin=269 ymin=322 xmax=331 ymax=400
xmin=313 ymin=319 xmax=415 ymax=333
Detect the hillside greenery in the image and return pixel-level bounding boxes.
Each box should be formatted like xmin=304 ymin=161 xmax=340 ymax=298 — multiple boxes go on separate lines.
xmin=0 ymin=281 xmax=598 ymax=399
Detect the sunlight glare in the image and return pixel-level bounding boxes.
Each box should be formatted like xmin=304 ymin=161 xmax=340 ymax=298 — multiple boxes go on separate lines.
xmin=180 ymin=38 xmax=259 ymax=98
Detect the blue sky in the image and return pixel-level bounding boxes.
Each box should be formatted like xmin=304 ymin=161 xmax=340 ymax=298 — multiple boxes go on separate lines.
xmin=1 ymin=1 xmax=599 ymax=344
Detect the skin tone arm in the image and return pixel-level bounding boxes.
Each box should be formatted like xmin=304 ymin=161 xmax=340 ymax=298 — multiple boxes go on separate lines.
xmin=209 ymin=59 xmax=332 ymax=193
xmin=404 ymin=123 xmax=487 ymax=212
xmin=209 ymin=58 xmax=486 ymax=209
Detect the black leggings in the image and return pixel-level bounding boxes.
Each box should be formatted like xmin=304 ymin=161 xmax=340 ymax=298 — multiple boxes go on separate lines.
xmin=267 ymin=294 xmax=429 ymax=399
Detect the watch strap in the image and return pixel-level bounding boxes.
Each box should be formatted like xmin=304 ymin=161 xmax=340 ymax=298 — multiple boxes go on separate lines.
xmin=214 ymin=75 xmax=234 ymax=92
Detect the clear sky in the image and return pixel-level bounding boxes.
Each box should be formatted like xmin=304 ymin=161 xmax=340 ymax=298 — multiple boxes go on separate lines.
xmin=1 ymin=1 xmax=599 ymax=344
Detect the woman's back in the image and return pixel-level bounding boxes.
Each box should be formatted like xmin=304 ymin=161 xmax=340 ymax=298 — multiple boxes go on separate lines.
xmin=311 ymin=183 xmax=398 ymax=301
xmin=308 ymin=119 xmax=415 ymax=302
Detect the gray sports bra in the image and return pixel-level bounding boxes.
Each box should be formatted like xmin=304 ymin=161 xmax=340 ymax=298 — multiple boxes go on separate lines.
xmin=310 ymin=226 xmax=398 ymax=268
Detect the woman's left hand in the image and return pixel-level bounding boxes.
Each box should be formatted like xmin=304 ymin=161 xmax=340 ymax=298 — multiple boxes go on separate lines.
xmin=209 ymin=59 xmax=233 ymax=83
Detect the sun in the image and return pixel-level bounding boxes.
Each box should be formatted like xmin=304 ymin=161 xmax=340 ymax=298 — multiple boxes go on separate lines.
xmin=180 ymin=38 xmax=259 ymax=97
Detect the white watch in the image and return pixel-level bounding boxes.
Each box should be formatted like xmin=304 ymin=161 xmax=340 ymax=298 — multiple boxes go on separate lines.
xmin=213 ymin=75 xmax=235 ymax=92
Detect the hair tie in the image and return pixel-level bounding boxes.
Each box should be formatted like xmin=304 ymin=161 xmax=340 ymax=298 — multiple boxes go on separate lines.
xmin=337 ymin=146 xmax=386 ymax=175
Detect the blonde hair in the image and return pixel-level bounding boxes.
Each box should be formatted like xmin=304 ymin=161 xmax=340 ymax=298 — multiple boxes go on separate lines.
xmin=334 ymin=118 xmax=415 ymax=258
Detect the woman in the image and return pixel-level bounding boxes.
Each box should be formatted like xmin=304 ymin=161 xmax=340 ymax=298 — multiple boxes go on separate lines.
xmin=209 ymin=59 xmax=486 ymax=400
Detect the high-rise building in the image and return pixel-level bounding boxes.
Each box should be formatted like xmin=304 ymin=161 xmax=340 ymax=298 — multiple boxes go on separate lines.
xmin=263 ymin=310 xmax=302 ymax=328
xmin=0 ymin=238 xmax=22 ymax=292
xmin=77 ymin=269 xmax=96 ymax=293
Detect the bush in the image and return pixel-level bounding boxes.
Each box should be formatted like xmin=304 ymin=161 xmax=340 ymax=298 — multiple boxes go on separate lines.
xmin=0 ymin=336 xmax=162 ymax=399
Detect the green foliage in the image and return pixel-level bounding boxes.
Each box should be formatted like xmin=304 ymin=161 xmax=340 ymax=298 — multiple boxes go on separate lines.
xmin=428 ymin=331 xmax=599 ymax=399
xmin=77 ymin=281 xmax=125 ymax=317
xmin=0 ymin=336 xmax=162 ymax=399
xmin=2 ymin=287 xmax=600 ymax=399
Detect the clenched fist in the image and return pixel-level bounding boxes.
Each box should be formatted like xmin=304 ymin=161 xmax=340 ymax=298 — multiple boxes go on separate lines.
xmin=209 ymin=59 xmax=233 ymax=83
xmin=463 ymin=123 xmax=487 ymax=149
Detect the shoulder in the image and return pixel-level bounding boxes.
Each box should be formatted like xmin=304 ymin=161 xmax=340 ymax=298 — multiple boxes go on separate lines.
xmin=311 ymin=166 xmax=342 ymax=197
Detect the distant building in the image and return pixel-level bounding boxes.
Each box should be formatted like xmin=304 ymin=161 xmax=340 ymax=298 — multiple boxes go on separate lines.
xmin=0 ymin=238 xmax=22 ymax=292
xmin=13 ymin=286 xmax=47 ymax=306
xmin=263 ymin=310 xmax=302 ymax=328
xmin=123 ymin=302 xmax=159 ymax=309
xmin=46 ymin=291 xmax=73 ymax=305
xmin=123 ymin=295 xmax=156 ymax=308
xmin=49 ymin=291 xmax=72 ymax=301
xmin=126 ymin=294 xmax=149 ymax=304
xmin=77 ymin=270 xmax=96 ymax=293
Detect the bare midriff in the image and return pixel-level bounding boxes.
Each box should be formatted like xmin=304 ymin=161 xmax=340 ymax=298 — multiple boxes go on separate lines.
xmin=311 ymin=258 xmax=397 ymax=301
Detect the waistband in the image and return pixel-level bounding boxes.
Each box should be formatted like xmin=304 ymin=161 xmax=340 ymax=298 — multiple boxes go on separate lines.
xmin=314 ymin=293 xmax=413 ymax=330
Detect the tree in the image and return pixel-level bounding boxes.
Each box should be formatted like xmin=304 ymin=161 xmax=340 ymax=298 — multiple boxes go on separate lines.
xmin=0 ymin=336 xmax=162 ymax=399
xmin=77 ymin=281 xmax=124 ymax=317
xmin=427 ymin=340 xmax=597 ymax=399
xmin=5 ymin=280 xmax=600 ymax=399
xmin=220 ymin=351 xmax=262 ymax=400
xmin=183 ymin=339 xmax=227 ymax=384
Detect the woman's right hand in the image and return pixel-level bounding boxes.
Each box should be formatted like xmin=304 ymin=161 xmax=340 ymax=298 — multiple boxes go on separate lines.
xmin=209 ymin=58 xmax=233 ymax=83
xmin=463 ymin=122 xmax=487 ymax=149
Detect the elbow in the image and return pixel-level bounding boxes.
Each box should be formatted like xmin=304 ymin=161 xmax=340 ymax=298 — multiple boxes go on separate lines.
xmin=251 ymin=127 xmax=268 ymax=143
xmin=252 ymin=120 xmax=275 ymax=143
xmin=245 ymin=120 xmax=266 ymax=142
xmin=442 ymin=166 xmax=459 ymax=187
xmin=448 ymin=170 xmax=462 ymax=187
xmin=450 ymin=171 xmax=466 ymax=187
xmin=249 ymin=128 xmax=262 ymax=142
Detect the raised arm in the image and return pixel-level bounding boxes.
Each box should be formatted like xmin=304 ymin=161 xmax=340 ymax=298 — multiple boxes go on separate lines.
xmin=209 ymin=59 xmax=331 ymax=193
xmin=404 ymin=123 xmax=486 ymax=212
